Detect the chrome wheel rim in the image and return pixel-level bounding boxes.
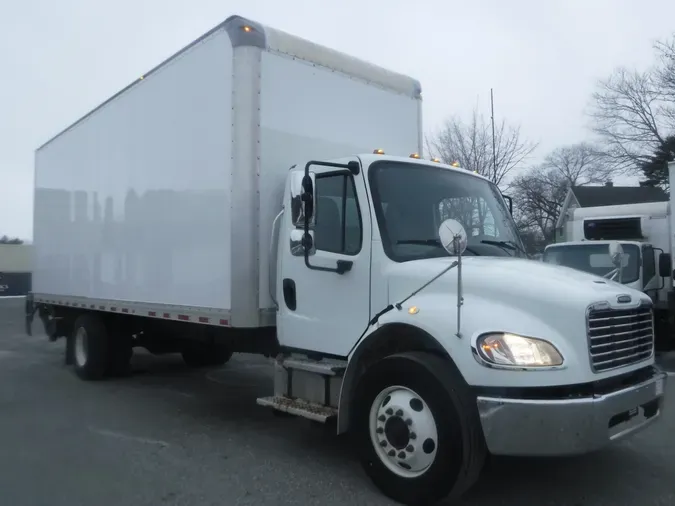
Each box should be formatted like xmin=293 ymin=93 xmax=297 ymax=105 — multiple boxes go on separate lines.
xmin=74 ymin=327 xmax=88 ymax=367
xmin=368 ymin=385 xmax=438 ymax=478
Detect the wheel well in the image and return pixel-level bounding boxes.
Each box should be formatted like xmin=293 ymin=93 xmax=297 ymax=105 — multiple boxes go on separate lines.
xmin=337 ymin=323 xmax=452 ymax=434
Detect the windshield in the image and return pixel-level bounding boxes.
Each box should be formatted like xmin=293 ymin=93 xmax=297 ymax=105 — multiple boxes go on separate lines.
xmin=542 ymin=243 xmax=640 ymax=283
xmin=368 ymin=161 xmax=525 ymax=262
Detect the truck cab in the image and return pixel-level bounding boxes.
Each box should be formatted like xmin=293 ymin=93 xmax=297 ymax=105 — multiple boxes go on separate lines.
xmin=543 ymin=204 xmax=673 ymax=348
xmin=543 ymin=240 xmax=670 ymax=298
xmin=261 ymin=150 xmax=666 ymax=503
xmin=275 ymin=152 xmax=525 ymax=357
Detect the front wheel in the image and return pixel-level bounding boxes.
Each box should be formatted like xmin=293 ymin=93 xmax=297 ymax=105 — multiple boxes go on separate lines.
xmin=352 ymin=352 xmax=485 ymax=505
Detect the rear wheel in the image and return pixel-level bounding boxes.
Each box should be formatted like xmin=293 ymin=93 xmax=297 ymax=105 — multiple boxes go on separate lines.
xmin=70 ymin=314 xmax=109 ymax=381
xmin=352 ymin=352 xmax=485 ymax=505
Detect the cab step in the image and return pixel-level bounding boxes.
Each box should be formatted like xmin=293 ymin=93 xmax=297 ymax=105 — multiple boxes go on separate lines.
xmin=279 ymin=356 xmax=346 ymax=376
xmin=256 ymin=395 xmax=338 ymax=423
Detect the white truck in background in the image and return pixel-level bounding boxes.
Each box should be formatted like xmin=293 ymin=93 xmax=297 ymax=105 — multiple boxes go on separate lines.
xmin=543 ymin=167 xmax=675 ymax=349
xmin=25 ymin=15 xmax=667 ymax=505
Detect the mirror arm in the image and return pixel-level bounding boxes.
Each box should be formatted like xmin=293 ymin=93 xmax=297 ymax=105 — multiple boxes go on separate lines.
xmin=502 ymin=194 xmax=513 ymax=214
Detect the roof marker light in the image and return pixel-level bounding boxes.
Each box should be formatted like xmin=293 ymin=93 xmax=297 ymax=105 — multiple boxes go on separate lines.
xmin=451 ymin=161 xmax=460 ymax=167
xmin=431 ymin=158 xmax=441 ymax=163
xmin=373 ymin=149 xmax=385 ymax=154
xmin=409 ymin=153 xmax=421 ymax=159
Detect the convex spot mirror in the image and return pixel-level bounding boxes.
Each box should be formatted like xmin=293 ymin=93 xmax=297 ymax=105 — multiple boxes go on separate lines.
xmin=290 ymin=171 xmax=316 ymax=229
xmin=438 ymin=219 xmax=468 ymax=256
xmin=608 ymin=241 xmax=624 ymax=268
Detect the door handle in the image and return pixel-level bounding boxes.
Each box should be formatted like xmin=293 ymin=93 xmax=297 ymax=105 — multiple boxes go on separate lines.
xmin=283 ymin=278 xmax=297 ymax=311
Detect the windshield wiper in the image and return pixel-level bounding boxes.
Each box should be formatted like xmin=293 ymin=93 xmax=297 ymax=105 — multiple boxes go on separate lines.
xmin=396 ymin=238 xmax=481 ymax=256
xmin=480 ymin=239 xmax=526 ymax=256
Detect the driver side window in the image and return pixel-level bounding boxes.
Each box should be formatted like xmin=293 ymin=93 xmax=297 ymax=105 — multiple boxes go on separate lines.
xmin=314 ymin=173 xmax=362 ymax=256
xmin=437 ymin=196 xmax=498 ymax=238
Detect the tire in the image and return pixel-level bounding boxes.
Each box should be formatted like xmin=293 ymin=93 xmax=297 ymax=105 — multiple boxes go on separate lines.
xmin=181 ymin=343 xmax=233 ymax=368
xmin=70 ymin=314 xmax=110 ymax=381
xmin=352 ymin=351 xmax=486 ymax=506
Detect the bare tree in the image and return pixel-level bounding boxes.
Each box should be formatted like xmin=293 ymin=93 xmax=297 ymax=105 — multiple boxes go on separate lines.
xmin=426 ymin=107 xmax=537 ymax=186
xmin=655 ymin=36 xmax=675 ymax=102
xmin=589 ymin=34 xmax=675 ymax=173
xmin=511 ymin=168 xmax=568 ymax=245
xmin=0 ymin=235 xmax=24 ymax=244
xmin=541 ymin=142 xmax=615 ymax=184
xmin=510 ymin=143 xmax=613 ymax=245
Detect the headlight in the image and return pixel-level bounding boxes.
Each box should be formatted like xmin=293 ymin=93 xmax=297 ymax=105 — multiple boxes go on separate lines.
xmin=476 ymin=333 xmax=564 ymax=367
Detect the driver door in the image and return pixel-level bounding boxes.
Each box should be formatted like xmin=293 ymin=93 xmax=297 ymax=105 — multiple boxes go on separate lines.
xmin=276 ymin=159 xmax=372 ymax=357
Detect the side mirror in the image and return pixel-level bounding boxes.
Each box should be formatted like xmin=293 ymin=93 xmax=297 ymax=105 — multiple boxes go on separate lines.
xmin=659 ymin=252 xmax=672 ymax=278
xmin=290 ymin=171 xmax=316 ymax=229
xmin=290 ymin=229 xmax=315 ymax=257
xmin=438 ymin=219 xmax=468 ymax=256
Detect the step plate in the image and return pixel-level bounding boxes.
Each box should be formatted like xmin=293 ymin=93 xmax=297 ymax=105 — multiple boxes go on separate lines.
xmin=280 ymin=357 xmax=346 ymax=376
xmin=256 ymin=396 xmax=337 ymax=423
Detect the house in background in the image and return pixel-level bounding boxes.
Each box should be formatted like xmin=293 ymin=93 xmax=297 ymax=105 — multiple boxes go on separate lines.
xmin=0 ymin=243 xmax=33 ymax=297
xmin=554 ymin=182 xmax=668 ymax=242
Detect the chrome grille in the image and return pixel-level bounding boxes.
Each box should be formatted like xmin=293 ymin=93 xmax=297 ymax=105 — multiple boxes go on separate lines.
xmin=587 ymin=303 xmax=654 ymax=373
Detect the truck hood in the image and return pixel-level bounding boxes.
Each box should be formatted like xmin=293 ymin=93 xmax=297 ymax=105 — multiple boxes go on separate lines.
xmin=385 ymin=256 xmax=647 ymax=310
xmin=383 ymin=256 xmax=653 ymax=386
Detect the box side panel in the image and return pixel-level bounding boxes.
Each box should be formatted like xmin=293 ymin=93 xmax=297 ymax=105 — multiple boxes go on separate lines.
xmin=257 ymin=51 xmax=421 ymax=309
xmin=33 ymin=29 xmax=233 ymax=309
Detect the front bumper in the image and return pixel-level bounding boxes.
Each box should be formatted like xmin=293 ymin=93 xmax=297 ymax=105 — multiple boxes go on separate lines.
xmin=477 ymin=369 xmax=667 ymax=456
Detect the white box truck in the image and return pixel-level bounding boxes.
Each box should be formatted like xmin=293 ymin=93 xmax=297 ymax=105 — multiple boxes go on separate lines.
xmin=543 ymin=180 xmax=675 ymax=351
xmin=26 ymin=15 xmax=667 ymax=505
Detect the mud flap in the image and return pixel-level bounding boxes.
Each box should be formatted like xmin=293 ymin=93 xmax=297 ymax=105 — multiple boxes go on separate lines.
xmin=24 ymin=294 xmax=36 ymax=336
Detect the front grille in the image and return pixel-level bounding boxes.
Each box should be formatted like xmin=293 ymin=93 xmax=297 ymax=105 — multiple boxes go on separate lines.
xmin=587 ymin=303 xmax=654 ymax=373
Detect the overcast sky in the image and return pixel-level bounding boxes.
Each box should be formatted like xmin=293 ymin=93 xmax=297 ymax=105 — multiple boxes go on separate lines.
xmin=2 ymin=0 xmax=674 ymax=240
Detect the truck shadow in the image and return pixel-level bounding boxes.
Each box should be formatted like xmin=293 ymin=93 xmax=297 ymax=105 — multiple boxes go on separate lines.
xmin=460 ymin=448 xmax=656 ymax=505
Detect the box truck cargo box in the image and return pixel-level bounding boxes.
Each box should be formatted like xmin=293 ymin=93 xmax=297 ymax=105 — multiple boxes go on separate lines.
xmin=33 ymin=15 xmax=422 ymax=328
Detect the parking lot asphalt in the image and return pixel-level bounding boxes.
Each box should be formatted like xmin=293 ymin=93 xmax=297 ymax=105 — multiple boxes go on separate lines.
xmin=1 ymin=296 xmax=674 ymax=506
